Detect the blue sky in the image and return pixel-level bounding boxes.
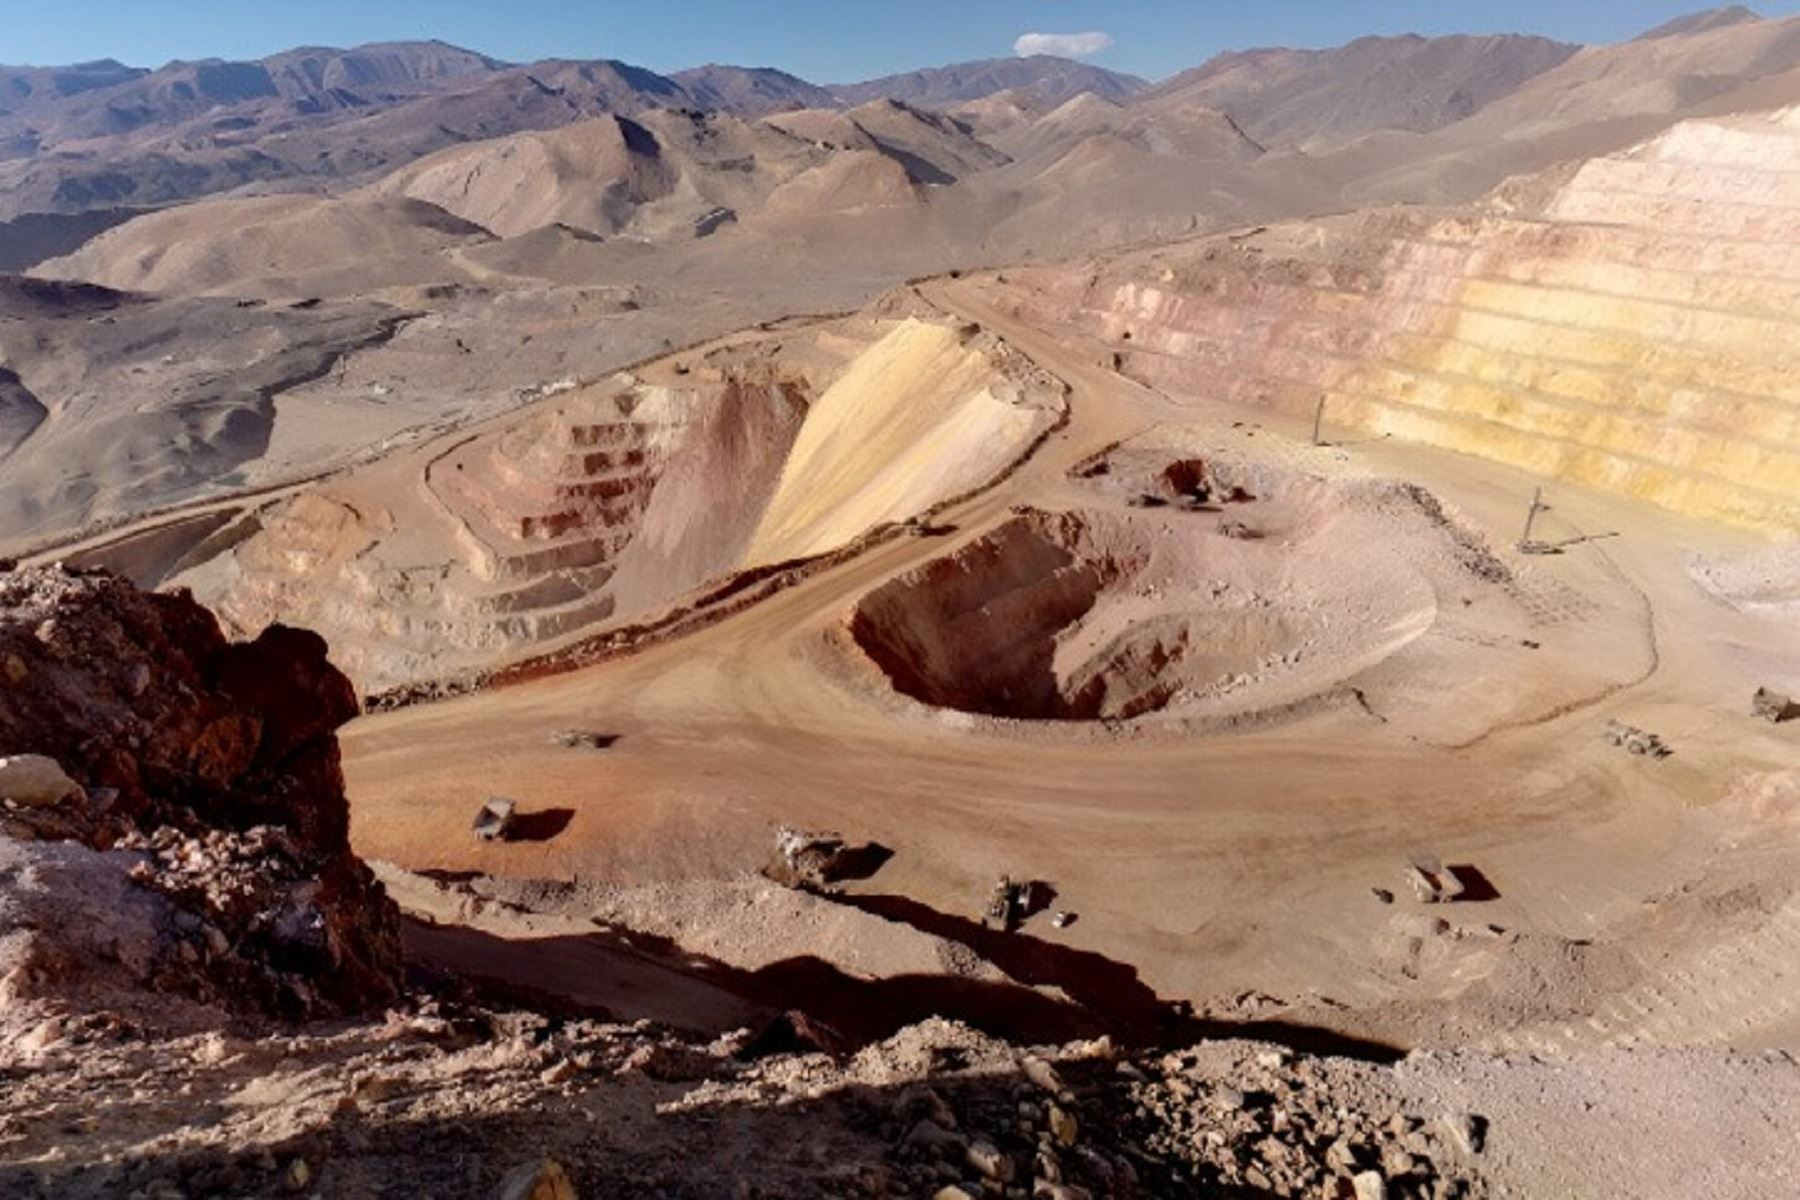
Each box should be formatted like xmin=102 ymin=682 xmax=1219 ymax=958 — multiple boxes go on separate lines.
xmin=3 ymin=2 xmax=1797 ymax=83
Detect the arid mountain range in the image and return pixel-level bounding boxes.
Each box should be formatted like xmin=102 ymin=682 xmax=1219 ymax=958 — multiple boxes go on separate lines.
xmin=0 ymin=40 xmax=1145 ymax=246
xmin=3 ymin=8 xmax=1794 ymax=241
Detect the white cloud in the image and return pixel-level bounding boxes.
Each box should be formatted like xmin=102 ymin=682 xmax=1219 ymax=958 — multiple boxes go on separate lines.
xmin=1013 ymin=31 xmax=1114 ymax=60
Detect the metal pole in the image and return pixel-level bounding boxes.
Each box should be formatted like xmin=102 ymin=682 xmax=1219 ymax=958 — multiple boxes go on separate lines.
xmin=1520 ymin=487 xmax=1543 ymax=548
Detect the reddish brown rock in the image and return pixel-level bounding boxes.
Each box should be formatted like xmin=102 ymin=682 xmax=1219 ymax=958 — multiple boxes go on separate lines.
xmin=0 ymin=563 xmax=400 ymax=1018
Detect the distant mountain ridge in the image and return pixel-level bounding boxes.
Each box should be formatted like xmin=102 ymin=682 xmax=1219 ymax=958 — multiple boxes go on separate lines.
xmin=0 ymin=44 xmax=697 ymax=223
xmin=829 ymin=56 xmax=1149 ymax=108
xmin=1636 ymin=5 xmax=1763 ymax=40
xmin=1143 ymin=33 xmax=1582 ymax=149
xmin=0 ymin=58 xmax=148 ymax=116
xmin=259 ymin=41 xmax=507 ymax=111
xmin=3 ymin=8 xmax=1799 ymax=235
xmin=0 ymin=41 xmax=1151 ymax=225
xmin=671 ymin=65 xmax=837 ymax=115
xmin=0 ymin=41 xmax=502 ymax=136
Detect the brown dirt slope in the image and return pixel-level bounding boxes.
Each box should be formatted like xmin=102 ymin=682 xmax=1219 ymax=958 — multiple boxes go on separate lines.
xmin=1143 ymin=33 xmax=1581 ymax=150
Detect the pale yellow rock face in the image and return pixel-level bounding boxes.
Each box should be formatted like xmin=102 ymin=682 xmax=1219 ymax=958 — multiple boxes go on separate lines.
xmin=747 ymin=319 xmax=1058 ymax=563
xmin=1338 ymin=113 xmax=1800 ymax=531
xmin=1042 ymin=108 xmax=1800 ymax=532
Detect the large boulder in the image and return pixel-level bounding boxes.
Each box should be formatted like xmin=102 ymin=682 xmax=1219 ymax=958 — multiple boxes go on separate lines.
xmin=0 ymin=564 xmax=400 ymax=1020
xmin=0 ymin=754 xmax=81 ymax=808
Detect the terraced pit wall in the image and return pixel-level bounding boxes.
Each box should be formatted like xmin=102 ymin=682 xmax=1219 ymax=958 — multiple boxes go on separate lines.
xmin=176 ymin=316 xmax=1067 ymax=693
xmin=1002 ymin=110 xmax=1800 ymax=532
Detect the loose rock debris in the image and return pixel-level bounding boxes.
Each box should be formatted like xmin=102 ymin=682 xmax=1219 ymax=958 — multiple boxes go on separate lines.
xmin=885 ymin=1037 xmax=1488 ymax=1200
xmin=499 ymin=1158 xmax=578 ymax=1200
xmin=0 ymin=753 xmax=84 ymax=808
xmin=1602 ymin=720 xmax=1670 ymax=758
xmin=550 ymin=728 xmax=619 ymax=750
xmin=1752 ymin=687 xmax=1797 ymax=724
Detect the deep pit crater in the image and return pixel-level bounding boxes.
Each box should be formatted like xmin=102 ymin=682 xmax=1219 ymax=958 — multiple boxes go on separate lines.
xmin=849 ymin=454 xmax=1478 ymax=724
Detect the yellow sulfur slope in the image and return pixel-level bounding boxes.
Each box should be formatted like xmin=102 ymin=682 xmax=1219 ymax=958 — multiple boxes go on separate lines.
xmin=746 ymin=319 xmax=1055 ymax=564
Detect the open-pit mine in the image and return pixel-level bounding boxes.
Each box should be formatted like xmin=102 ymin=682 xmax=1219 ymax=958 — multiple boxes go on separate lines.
xmin=3 ymin=11 xmax=1800 ymax=1200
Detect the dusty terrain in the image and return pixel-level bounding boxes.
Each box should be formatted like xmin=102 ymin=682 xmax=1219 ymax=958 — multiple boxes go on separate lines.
xmin=4 ymin=8 xmax=1800 ymax=1199
xmin=7 ymin=1006 xmax=1798 ymax=1200
xmin=8 ymin=562 xmax=1792 ymax=1200
xmin=333 ymin=275 xmax=1800 ymax=1062
xmin=122 ymin=306 xmax=1065 ymax=691
xmin=8 ymin=267 xmax=1793 ymax=1195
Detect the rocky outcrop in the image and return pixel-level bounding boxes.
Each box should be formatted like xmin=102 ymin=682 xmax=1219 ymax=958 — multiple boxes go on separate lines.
xmin=0 ymin=564 xmax=399 ymax=1022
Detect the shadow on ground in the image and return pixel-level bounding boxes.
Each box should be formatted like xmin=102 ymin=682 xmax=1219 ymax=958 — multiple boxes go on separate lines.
xmin=507 ymin=807 xmax=576 ymax=842
xmin=402 ymin=887 xmax=1401 ymax=1063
